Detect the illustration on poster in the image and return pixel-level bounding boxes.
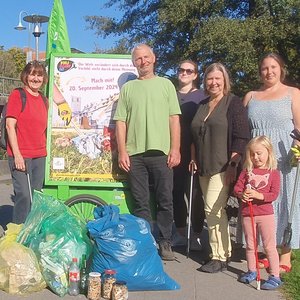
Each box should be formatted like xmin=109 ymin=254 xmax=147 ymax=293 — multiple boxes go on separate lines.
xmin=49 ymin=57 xmax=137 ymax=182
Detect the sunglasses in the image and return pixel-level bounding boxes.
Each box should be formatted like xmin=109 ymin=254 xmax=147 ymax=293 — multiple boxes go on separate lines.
xmin=178 ymin=68 xmax=195 ymax=75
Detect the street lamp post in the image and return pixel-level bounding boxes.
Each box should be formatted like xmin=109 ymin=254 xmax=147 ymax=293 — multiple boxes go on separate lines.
xmin=15 ymin=12 xmax=49 ymax=62
xmin=14 ymin=11 xmax=32 ymax=63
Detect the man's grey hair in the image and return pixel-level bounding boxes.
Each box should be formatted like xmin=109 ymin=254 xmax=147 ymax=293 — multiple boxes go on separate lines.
xmin=131 ymin=44 xmax=154 ymax=58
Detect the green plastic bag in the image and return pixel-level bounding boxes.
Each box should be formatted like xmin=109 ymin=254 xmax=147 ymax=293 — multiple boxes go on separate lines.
xmin=17 ymin=192 xmax=92 ymax=296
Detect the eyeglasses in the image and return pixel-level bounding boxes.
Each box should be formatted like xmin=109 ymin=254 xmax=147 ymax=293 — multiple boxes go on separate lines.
xmin=178 ymin=68 xmax=195 ymax=75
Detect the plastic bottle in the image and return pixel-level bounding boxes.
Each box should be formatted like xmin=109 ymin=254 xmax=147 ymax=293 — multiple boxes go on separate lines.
xmin=80 ymin=254 xmax=88 ymax=295
xmin=68 ymin=257 xmax=80 ymax=296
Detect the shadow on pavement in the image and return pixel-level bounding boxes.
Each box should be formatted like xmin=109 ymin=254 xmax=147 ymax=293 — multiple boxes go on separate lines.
xmin=0 ymin=205 xmax=13 ymax=230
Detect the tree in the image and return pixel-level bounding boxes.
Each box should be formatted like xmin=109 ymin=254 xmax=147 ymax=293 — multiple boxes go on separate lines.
xmin=0 ymin=47 xmax=26 ymax=78
xmin=86 ymin=0 xmax=300 ymax=95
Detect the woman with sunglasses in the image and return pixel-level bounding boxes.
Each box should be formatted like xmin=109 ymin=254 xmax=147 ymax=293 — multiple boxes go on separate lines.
xmin=190 ymin=63 xmax=250 ymax=273
xmin=5 ymin=61 xmax=48 ymax=224
xmin=172 ymin=60 xmax=206 ymax=249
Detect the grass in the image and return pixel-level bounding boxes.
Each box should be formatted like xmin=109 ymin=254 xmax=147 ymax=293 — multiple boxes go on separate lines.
xmin=49 ymin=131 xmax=126 ymax=182
xmin=282 ymin=249 xmax=300 ymax=300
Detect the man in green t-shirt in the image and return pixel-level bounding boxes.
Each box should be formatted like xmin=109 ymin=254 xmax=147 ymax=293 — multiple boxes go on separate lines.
xmin=114 ymin=44 xmax=181 ymax=260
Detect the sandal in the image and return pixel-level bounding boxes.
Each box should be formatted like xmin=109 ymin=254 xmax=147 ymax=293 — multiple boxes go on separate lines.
xmin=238 ymin=271 xmax=257 ymax=284
xmin=258 ymin=258 xmax=269 ymax=269
xmin=279 ymin=264 xmax=291 ymax=273
xmin=261 ymin=275 xmax=283 ymax=290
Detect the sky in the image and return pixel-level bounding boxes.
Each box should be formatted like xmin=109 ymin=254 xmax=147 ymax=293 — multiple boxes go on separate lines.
xmin=1 ymin=0 xmax=119 ymax=53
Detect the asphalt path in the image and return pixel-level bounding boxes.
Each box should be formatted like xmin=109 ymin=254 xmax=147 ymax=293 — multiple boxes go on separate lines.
xmin=0 ymin=160 xmax=284 ymax=300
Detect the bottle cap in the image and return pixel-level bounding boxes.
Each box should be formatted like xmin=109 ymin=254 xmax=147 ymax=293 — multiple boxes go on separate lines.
xmin=105 ymin=269 xmax=116 ymax=275
xmin=89 ymin=272 xmax=101 ymax=277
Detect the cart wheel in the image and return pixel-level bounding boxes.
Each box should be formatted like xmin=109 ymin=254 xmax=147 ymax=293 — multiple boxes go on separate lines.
xmin=64 ymin=194 xmax=107 ymax=223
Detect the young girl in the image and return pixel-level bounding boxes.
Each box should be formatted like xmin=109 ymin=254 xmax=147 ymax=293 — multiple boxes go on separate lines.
xmin=234 ymin=136 xmax=283 ymax=290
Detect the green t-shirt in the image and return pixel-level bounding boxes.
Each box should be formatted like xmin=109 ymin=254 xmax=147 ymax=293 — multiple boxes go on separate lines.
xmin=113 ymin=76 xmax=181 ymax=156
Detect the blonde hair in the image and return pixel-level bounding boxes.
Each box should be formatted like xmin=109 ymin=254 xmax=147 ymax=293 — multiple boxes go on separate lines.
xmin=203 ymin=62 xmax=231 ymax=95
xmin=244 ymin=136 xmax=277 ymax=171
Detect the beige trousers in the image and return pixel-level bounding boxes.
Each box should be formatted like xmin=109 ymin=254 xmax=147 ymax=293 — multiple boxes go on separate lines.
xmin=199 ymin=172 xmax=231 ymax=261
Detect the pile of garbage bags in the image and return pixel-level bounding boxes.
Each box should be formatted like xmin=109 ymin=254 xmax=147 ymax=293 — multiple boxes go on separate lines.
xmin=0 ymin=192 xmax=92 ymax=296
xmin=0 ymin=193 xmax=179 ymax=297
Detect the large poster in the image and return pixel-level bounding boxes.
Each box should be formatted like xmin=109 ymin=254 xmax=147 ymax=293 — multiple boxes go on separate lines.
xmin=45 ymin=55 xmax=137 ymax=184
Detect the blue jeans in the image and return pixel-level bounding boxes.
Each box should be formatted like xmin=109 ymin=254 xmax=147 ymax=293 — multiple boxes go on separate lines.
xmin=8 ymin=156 xmax=46 ymax=224
xmin=128 ymin=153 xmax=173 ymax=242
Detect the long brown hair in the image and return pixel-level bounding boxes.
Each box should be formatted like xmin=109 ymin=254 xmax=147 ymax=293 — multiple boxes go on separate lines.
xmin=259 ymin=53 xmax=287 ymax=82
xmin=178 ymin=59 xmax=200 ymax=88
xmin=20 ymin=61 xmax=48 ymax=86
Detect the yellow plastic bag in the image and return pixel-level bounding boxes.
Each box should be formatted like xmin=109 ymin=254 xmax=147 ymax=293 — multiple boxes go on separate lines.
xmin=0 ymin=223 xmax=46 ymax=295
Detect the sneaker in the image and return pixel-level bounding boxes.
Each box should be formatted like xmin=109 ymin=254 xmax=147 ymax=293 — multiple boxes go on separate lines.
xmin=199 ymin=259 xmax=227 ymax=273
xmin=159 ymin=241 xmax=175 ymax=261
xmin=238 ymin=271 xmax=257 ymax=284
xmin=261 ymin=275 xmax=283 ymax=290
xmin=190 ymin=237 xmax=202 ymax=251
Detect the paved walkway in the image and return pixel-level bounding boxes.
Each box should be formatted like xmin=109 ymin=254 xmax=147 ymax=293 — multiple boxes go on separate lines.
xmin=0 ymin=160 xmax=284 ymax=300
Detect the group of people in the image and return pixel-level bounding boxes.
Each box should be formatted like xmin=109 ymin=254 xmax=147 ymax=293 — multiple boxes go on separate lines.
xmin=5 ymin=43 xmax=300 ymax=291
xmin=114 ymin=44 xmax=300 ymax=290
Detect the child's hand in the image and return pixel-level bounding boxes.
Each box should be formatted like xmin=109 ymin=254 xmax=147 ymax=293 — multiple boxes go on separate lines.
xmin=242 ymin=189 xmax=263 ymax=202
xmin=242 ymin=188 xmax=252 ymax=203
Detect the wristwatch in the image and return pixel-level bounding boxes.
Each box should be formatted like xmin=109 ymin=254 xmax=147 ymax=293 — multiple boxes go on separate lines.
xmin=229 ymin=161 xmax=238 ymax=168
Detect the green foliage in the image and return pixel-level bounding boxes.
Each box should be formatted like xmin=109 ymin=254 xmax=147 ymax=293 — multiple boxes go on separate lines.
xmin=86 ymin=0 xmax=300 ymax=96
xmin=282 ymin=249 xmax=300 ymax=300
xmin=0 ymin=47 xmax=26 ymax=78
xmin=7 ymin=48 xmax=26 ymax=75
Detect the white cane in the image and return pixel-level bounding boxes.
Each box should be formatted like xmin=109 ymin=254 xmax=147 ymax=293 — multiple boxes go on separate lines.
xmin=186 ymin=163 xmax=194 ymax=258
xmin=25 ymin=161 xmax=33 ymax=204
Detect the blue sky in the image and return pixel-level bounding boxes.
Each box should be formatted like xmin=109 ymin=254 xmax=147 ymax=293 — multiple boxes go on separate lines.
xmin=1 ymin=0 xmax=119 ymax=53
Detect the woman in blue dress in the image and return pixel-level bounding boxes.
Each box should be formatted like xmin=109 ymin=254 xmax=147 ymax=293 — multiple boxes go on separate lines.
xmin=243 ymin=53 xmax=300 ymax=273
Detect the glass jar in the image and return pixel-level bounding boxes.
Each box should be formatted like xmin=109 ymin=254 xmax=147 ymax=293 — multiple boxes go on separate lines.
xmin=102 ymin=269 xmax=116 ymax=299
xmin=87 ymin=272 xmax=101 ymax=300
xmin=112 ymin=281 xmax=128 ymax=300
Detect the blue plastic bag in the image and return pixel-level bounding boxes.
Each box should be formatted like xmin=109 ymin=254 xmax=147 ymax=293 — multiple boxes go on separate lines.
xmin=87 ymin=205 xmax=180 ymax=291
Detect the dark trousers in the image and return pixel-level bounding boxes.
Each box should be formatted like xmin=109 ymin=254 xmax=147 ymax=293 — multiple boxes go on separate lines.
xmin=128 ymin=154 xmax=173 ymax=242
xmin=8 ymin=156 xmax=46 ymax=224
xmin=173 ymin=163 xmax=205 ymax=233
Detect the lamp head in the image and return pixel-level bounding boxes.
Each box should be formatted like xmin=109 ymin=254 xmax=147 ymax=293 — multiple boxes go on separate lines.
xmin=15 ymin=10 xmax=28 ymax=31
xmin=14 ymin=22 xmax=26 ymax=31
xmin=33 ymin=23 xmax=43 ymax=37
